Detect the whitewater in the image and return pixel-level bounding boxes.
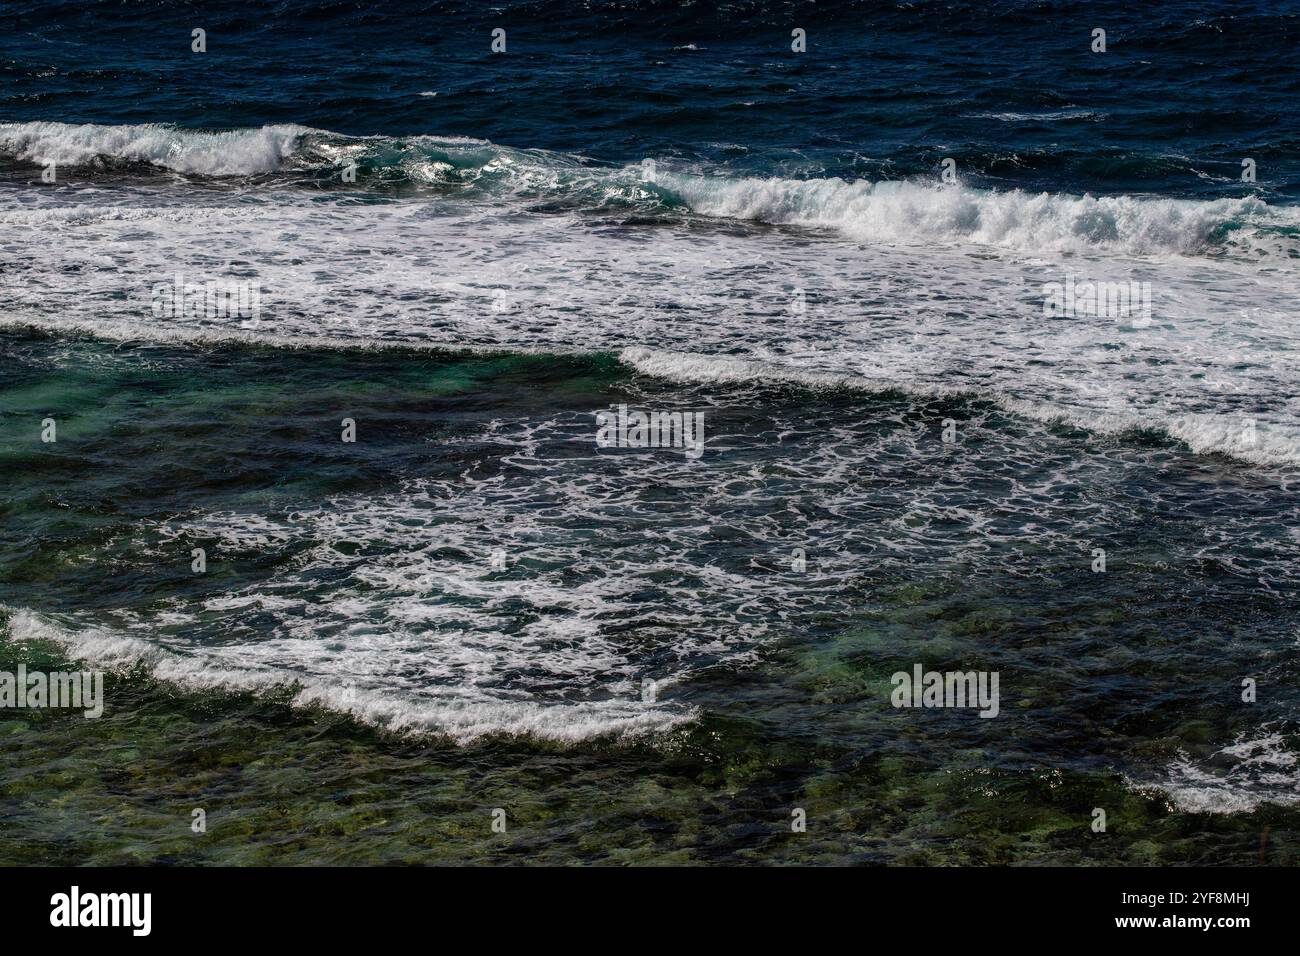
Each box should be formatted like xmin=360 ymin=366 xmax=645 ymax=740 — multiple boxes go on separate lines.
xmin=3 ymin=121 xmax=1299 ymax=470
xmin=4 ymin=121 xmax=1300 ymax=817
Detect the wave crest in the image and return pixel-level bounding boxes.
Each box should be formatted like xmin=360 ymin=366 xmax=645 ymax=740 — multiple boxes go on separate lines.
xmin=2 ymin=120 xmax=1296 ymax=257
xmin=660 ymin=172 xmax=1283 ymax=256
xmin=0 ymin=120 xmax=311 ymax=176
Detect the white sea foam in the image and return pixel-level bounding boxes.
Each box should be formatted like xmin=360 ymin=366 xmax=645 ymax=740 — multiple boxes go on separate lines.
xmin=3 ymin=123 xmax=1299 ymax=476
xmin=659 ymin=171 xmax=1287 ymax=256
xmin=3 ymin=176 xmax=1299 ymax=468
xmin=4 ymin=404 xmax=881 ymax=743
xmin=967 ymin=108 xmax=1105 ymax=121
xmin=0 ymin=121 xmax=311 ymax=175
xmin=0 ymin=605 xmax=693 ymax=744
xmin=619 ymin=347 xmax=1300 ymax=468
xmin=2 ymin=121 xmax=1296 ymax=258
xmin=1136 ymin=732 xmax=1300 ymax=814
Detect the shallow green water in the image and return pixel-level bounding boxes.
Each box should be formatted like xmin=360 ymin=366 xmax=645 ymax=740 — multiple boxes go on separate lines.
xmin=2 ymin=328 xmax=1298 ymax=864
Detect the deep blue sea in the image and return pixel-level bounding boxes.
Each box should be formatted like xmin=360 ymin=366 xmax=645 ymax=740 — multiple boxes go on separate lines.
xmin=1 ymin=0 xmax=1299 ymax=864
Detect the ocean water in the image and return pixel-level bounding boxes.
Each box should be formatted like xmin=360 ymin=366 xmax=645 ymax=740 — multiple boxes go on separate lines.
xmin=1 ymin=0 xmax=1299 ymax=864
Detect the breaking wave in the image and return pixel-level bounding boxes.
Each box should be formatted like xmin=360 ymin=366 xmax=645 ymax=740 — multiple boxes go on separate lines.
xmin=3 ymin=120 xmax=1297 ymax=257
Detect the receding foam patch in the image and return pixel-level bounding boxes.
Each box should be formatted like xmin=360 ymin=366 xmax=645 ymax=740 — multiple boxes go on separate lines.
xmin=1131 ymin=732 xmax=1300 ymax=814
xmin=0 ymin=605 xmax=695 ymax=745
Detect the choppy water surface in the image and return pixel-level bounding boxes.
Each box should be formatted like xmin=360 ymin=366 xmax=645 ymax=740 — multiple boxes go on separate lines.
xmin=2 ymin=1 xmax=1299 ymax=863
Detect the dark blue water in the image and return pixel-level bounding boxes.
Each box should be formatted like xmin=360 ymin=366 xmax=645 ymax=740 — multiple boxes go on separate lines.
xmin=3 ymin=0 xmax=1298 ymax=199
